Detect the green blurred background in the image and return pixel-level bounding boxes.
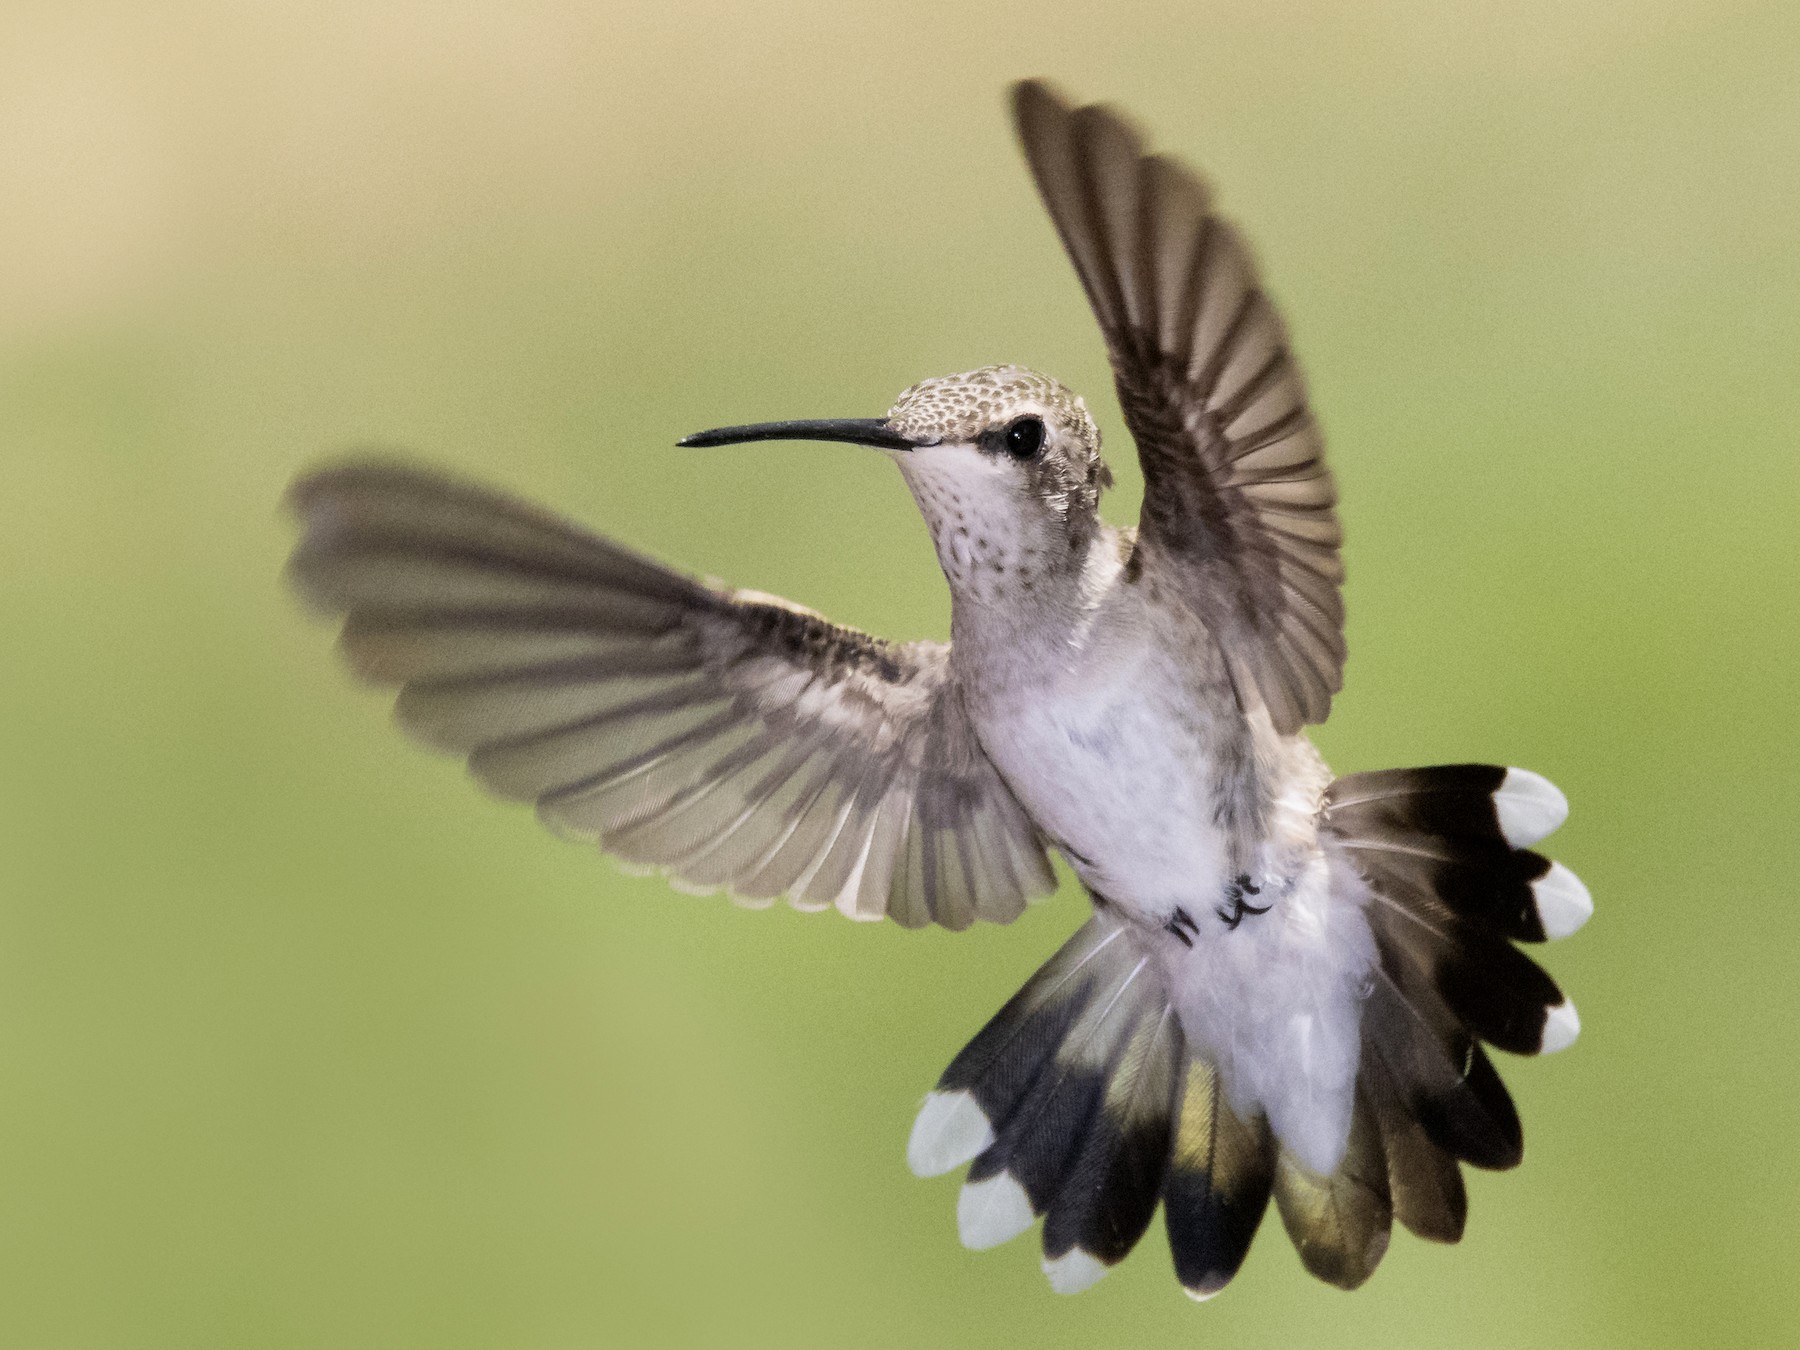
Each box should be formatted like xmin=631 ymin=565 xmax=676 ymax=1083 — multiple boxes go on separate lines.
xmin=3 ymin=1 xmax=1797 ymax=1346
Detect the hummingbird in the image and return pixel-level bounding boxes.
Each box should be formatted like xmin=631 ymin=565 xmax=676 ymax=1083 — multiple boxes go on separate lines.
xmin=288 ymin=80 xmax=1591 ymax=1300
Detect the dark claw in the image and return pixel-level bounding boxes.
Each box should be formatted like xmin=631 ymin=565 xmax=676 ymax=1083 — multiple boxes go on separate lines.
xmin=1165 ymin=904 xmax=1200 ymax=947
xmin=1217 ymin=878 xmax=1272 ymax=931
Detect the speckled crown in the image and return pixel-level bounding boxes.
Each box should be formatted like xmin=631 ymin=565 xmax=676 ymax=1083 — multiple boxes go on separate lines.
xmin=887 ymin=365 xmax=1096 ymax=453
xmin=885 ymin=365 xmax=1111 ymax=524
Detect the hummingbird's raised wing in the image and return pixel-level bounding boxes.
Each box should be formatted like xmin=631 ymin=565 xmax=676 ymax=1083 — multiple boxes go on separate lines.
xmin=288 ymin=461 xmax=1056 ymax=929
xmin=1012 ymin=81 xmax=1345 ymax=735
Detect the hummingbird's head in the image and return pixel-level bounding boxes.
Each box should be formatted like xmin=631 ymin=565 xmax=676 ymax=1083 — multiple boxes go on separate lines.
xmin=880 ymin=365 xmax=1111 ymax=597
xmin=679 ymin=364 xmax=1112 ymax=601
xmin=885 ymin=364 xmax=1110 ymax=519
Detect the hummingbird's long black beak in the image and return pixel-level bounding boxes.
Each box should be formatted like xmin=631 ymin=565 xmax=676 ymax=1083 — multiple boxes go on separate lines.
xmin=678 ymin=418 xmax=919 ymax=451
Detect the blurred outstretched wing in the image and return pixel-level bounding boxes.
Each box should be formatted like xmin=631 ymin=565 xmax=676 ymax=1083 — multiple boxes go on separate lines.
xmin=1012 ymin=80 xmax=1345 ymax=734
xmin=288 ymin=461 xmax=1056 ymax=929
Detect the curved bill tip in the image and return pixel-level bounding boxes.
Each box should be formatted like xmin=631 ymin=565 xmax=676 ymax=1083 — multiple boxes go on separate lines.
xmin=678 ymin=417 xmax=917 ymax=451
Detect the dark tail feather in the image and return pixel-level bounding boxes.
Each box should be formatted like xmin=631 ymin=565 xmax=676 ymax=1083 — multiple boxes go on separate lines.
xmin=1039 ymin=1005 xmax=1182 ymax=1289
xmin=906 ymin=917 xmax=1132 ymax=1182
xmin=1162 ymin=1058 xmax=1276 ymax=1300
xmin=1324 ymin=762 xmax=1588 ymax=1226
xmin=1326 ymin=764 xmax=1591 ymax=947
xmin=1365 ymin=1051 xmax=1466 ymax=1243
xmin=1271 ymin=1086 xmax=1392 ymax=1289
xmin=1363 ymin=947 xmax=1525 ymax=1170
xmin=908 ymin=914 xmax=1183 ymax=1294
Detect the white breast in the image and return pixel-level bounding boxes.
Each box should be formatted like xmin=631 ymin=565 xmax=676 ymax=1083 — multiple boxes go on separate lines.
xmin=970 ymin=616 xmax=1375 ymax=1178
xmin=974 ymin=633 xmax=1237 ymax=916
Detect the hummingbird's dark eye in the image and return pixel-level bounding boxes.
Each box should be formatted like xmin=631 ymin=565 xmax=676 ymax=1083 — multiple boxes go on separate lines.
xmin=1004 ymin=417 xmax=1046 ymax=460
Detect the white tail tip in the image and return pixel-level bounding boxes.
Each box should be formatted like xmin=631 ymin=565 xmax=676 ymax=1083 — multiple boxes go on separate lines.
xmin=1533 ymin=861 xmax=1594 ymax=939
xmin=1496 ymin=768 xmax=1569 ymax=847
xmin=1043 ymin=1247 xmax=1110 ymax=1294
xmin=1540 ymin=998 xmax=1581 ymax=1053
xmin=907 ymin=1090 xmax=994 ymax=1178
xmin=957 ymin=1171 xmax=1034 ymax=1250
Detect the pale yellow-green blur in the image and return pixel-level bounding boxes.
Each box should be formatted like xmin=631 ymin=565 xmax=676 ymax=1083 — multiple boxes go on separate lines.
xmin=3 ymin=2 xmax=1796 ymax=1346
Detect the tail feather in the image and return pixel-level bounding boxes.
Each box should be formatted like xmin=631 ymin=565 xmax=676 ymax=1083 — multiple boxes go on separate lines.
xmin=907 ymin=918 xmax=1125 ymax=1180
xmin=1358 ymin=863 xmax=1569 ymax=1058
xmin=1163 ymin=1059 xmax=1277 ymax=1300
xmin=911 ymin=762 xmax=1587 ymax=1299
xmin=959 ymin=938 xmax=1159 ymax=1254
xmin=1365 ymin=1052 xmax=1466 ymax=1243
xmin=1329 ymin=762 xmax=1588 ymax=1179
xmin=1327 ymin=765 xmax=1592 ymax=942
xmin=1271 ymin=1086 xmax=1392 ymax=1289
xmin=912 ymin=915 xmax=1188 ymax=1290
xmin=1040 ymin=1006 xmax=1181 ymax=1291
xmin=1365 ymin=942 xmax=1525 ymax=1170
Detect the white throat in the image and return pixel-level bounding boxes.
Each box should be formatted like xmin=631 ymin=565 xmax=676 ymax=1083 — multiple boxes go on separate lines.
xmin=895 ymin=443 xmax=1096 ymax=614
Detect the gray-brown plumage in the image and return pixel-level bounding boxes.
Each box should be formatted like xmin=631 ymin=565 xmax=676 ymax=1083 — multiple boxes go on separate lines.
xmin=1012 ymin=81 xmax=1344 ymax=736
xmin=288 ymin=461 xmax=1054 ymax=929
xmin=287 ymin=80 xmax=1592 ymax=1306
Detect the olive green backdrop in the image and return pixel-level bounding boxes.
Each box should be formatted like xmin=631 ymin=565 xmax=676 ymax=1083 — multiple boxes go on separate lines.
xmin=4 ymin=2 xmax=1796 ymax=1346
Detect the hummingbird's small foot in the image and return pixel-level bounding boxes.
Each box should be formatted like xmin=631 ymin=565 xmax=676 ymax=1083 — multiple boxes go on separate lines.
xmin=1165 ymin=905 xmax=1201 ymax=948
xmin=1215 ymin=874 xmax=1271 ymax=931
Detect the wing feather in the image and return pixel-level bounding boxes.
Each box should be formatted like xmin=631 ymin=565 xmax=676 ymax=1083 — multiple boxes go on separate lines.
xmin=1012 ymin=81 xmax=1346 ymax=733
xmin=289 ymin=459 xmax=1056 ymax=929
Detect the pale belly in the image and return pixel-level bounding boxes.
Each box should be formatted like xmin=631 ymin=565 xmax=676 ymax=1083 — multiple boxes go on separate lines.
xmin=969 ymin=644 xmax=1373 ymax=1178
xmin=973 ymin=668 xmax=1237 ymax=922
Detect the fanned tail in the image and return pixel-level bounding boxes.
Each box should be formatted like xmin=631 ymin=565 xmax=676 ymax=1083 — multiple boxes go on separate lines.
xmin=909 ymin=763 xmax=1588 ymax=1300
xmin=1322 ymin=763 xmax=1590 ymax=1267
